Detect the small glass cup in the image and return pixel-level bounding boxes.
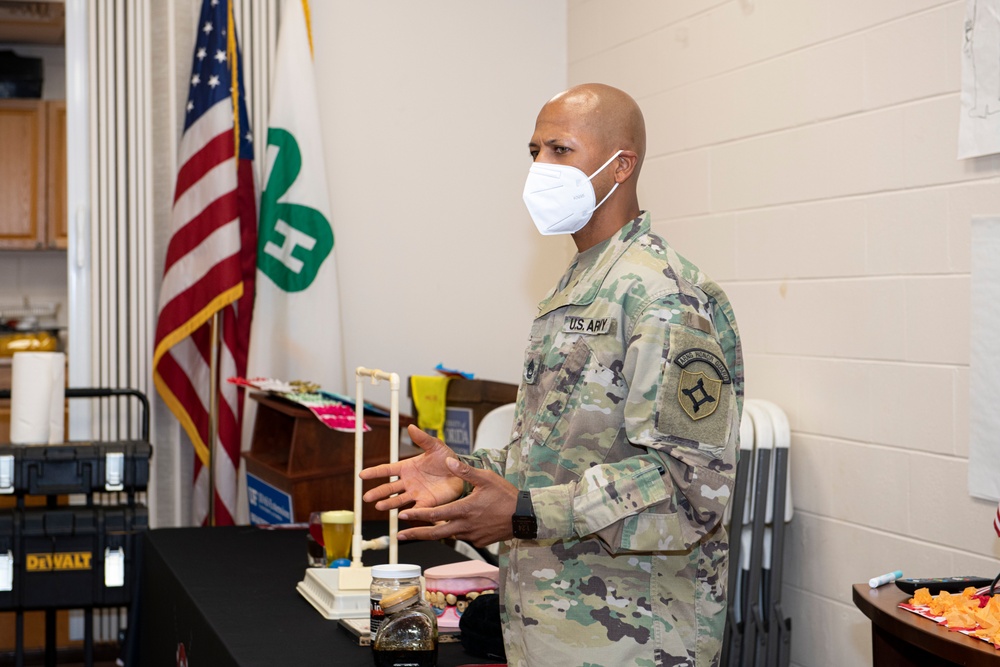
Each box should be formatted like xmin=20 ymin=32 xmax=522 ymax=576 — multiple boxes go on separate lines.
xmin=321 ymin=510 xmax=354 ymax=565
xmin=306 ymin=511 xmax=327 ymax=567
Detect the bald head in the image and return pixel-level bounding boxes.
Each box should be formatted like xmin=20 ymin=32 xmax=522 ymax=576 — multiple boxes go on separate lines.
xmin=542 ymin=83 xmax=646 ymax=176
xmin=526 ymin=84 xmax=645 ymax=249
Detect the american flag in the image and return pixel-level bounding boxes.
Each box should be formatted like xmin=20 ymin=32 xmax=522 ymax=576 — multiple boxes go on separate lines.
xmin=153 ymin=0 xmax=256 ymax=526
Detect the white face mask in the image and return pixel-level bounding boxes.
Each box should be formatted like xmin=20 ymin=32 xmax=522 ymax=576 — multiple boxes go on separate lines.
xmin=522 ymin=150 xmax=624 ymax=235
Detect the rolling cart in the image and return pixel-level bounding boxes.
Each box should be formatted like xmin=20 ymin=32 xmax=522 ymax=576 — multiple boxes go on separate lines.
xmin=0 ymin=388 xmax=152 ymax=667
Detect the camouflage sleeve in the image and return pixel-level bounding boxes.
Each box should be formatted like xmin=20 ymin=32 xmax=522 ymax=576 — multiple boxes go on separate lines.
xmin=530 ymin=300 xmax=739 ymax=553
xmin=459 ymin=448 xmax=506 ymax=477
xmin=448 ymin=451 xmax=509 ymax=498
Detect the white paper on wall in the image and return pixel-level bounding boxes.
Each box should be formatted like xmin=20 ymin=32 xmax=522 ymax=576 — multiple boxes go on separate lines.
xmin=969 ymin=217 xmax=1000 ymax=500
xmin=960 ymin=0 xmax=1000 ymax=159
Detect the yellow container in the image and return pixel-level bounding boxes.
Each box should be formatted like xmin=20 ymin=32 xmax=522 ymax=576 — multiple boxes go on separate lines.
xmin=0 ymin=331 xmax=58 ymax=356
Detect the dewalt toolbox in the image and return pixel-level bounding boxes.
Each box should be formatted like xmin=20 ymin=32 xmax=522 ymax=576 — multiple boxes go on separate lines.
xmin=0 ymin=505 xmax=148 ymax=610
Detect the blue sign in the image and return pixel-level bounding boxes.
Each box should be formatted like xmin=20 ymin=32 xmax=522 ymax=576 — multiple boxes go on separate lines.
xmin=247 ymin=472 xmax=294 ymax=525
xmin=443 ymin=407 xmax=474 ymax=455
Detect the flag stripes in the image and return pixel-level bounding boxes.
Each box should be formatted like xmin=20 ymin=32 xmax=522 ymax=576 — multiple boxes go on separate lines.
xmin=154 ymin=0 xmax=256 ymax=526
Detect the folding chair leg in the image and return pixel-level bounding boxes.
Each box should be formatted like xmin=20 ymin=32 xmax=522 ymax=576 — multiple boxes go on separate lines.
xmin=727 ymin=632 xmax=744 ymax=667
xmin=778 ymin=614 xmax=792 ymax=667
xmin=723 ymin=458 xmax=751 ymax=667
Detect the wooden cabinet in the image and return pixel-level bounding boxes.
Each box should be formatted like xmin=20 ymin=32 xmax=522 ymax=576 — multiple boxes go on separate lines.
xmin=46 ymin=100 xmax=67 ymax=249
xmin=0 ymin=99 xmax=66 ymax=250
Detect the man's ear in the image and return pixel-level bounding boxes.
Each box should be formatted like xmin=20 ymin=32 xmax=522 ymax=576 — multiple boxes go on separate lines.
xmin=614 ymin=151 xmax=639 ymax=183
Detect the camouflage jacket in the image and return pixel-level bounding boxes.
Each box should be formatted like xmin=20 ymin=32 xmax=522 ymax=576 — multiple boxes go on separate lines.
xmin=467 ymin=212 xmax=744 ymax=667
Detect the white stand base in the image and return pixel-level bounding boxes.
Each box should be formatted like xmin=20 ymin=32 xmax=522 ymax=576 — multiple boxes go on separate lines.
xmin=296 ymin=566 xmax=373 ymax=620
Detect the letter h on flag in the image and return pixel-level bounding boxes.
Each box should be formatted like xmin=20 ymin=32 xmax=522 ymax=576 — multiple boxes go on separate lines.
xmin=153 ymin=0 xmax=257 ymax=526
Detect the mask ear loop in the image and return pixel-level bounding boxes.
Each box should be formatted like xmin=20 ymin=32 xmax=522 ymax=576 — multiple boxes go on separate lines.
xmin=587 ymin=150 xmax=625 ymax=181
xmin=587 ymin=150 xmax=624 ymax=213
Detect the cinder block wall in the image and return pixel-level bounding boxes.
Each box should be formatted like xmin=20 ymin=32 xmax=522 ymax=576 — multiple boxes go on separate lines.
xmin=568 ymin=1 xmax=1000 ymax=664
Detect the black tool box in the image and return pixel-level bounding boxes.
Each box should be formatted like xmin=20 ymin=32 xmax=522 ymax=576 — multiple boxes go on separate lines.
xmin=0 ymin=388 xmax=151 ymax=499
xmin=0 ymin=505 xmax=148 ymax=611
xmin=0 ymin=440 xmax=152 ymax=497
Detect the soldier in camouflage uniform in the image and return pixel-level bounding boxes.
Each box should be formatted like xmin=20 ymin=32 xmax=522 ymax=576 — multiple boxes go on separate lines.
xmin=361 ymin=83 xmax=743 ymax=667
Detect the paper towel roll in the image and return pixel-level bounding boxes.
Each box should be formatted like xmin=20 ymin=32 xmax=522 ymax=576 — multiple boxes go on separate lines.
xmin=10 ymin=352 xmax=66 ymax=445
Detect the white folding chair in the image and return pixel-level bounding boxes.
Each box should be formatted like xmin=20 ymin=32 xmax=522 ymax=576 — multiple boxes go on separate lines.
xmin=474 ymin=403 xmax=516 ymax=452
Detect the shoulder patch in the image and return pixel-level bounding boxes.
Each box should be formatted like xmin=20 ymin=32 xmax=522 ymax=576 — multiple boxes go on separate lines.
xmin=677 ymin=368 xmax=722 ymax=420
xmin=659 ymin=328 xmax=734 ymax=445
xmin=674 ymin=348 xmax=731 ymax=384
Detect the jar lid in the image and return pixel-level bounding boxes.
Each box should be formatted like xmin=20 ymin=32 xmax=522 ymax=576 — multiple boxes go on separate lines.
xmin=371 ymin=563 xmax=421 ymax=579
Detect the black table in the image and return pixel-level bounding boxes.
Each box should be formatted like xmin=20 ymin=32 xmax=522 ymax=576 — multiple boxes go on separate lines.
xmin=137 ymin=525 xmax=500 ymax=666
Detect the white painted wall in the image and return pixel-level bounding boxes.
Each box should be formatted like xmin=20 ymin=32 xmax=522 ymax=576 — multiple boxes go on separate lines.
xmin=309 ymin=1 xmax=571 ymax=408
xmin=569 ymin=1 xmax=1000 ymax=665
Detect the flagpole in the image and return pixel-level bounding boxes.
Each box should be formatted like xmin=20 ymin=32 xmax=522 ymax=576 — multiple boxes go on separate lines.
xmin=208 ymin=311 xmax=220 ymax=527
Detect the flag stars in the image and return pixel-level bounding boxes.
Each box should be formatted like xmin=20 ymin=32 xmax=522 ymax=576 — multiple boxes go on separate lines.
xmin=187 ymin=100 xmax=194 ymax=113
xmin=191 ymin=73 xmax=201 ymax=86
xmin=214 ymin=49 xmax=227 ymax=63
xmin=208 ymin=75 xmax=221 ymax=88
xmin=245 ymin=131 xmax=253 ymax=143
xmin=203 ymin=21 xmax=213 ymax=35
xmin=197 ymin=47 xmax=207 ymax=61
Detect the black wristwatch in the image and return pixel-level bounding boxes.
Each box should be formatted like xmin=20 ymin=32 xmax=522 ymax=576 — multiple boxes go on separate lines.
xmin=511 ymin=490 xmax=537 ymax=539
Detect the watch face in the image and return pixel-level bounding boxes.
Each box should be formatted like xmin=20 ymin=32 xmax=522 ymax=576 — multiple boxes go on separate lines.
xmin=512 ymin=516 xmax=537 ymax=540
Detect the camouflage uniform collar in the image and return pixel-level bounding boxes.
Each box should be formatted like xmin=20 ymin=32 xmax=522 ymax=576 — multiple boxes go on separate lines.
xmin=537 ymin=212 xmax=650 ymax=316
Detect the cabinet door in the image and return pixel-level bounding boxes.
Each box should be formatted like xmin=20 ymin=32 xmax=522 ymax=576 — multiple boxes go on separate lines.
xmin=0 ymin=100 xmax=46 ymax=249
xmin=47 ymin=100 xmax=67 ymax=249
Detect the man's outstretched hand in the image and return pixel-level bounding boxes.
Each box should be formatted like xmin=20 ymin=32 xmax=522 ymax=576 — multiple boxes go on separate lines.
xmin=360 ymin=424 xmax=465 ymax=512
xmin=397 ymin=457 xmax=517 ymax=547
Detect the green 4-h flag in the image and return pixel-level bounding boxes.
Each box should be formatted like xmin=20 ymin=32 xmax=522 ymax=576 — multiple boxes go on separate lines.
xmin=248 ymin=0 xmax=344 ymax=392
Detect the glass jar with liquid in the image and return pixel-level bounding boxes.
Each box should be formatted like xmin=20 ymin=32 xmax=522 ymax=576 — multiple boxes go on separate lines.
xmin=370 ymin=564 xmax=437 ymax=667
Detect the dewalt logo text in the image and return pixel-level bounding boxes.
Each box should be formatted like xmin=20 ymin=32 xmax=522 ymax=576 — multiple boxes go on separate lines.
xmin=26 ymin=552 xmax=92 ymax=572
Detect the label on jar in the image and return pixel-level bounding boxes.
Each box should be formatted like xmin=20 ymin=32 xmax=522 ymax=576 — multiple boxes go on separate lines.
xmin=370 ymin=596 xmax=384 ymax=642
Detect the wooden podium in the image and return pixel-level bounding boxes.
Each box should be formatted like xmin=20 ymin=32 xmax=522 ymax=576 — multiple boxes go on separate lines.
xmin=242 ymin=392 xmax=416 ymax=522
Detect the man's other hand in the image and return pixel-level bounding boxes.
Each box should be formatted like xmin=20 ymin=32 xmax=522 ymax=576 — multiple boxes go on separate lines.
xmin=396 ymin=458 xmax=517 ymax=547
xmin=360 ymin=424 xmax=465 ymax=511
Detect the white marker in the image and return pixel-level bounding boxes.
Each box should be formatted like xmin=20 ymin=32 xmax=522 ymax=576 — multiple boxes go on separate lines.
xmin=869 ymin=570 xmax=903 ymax=588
